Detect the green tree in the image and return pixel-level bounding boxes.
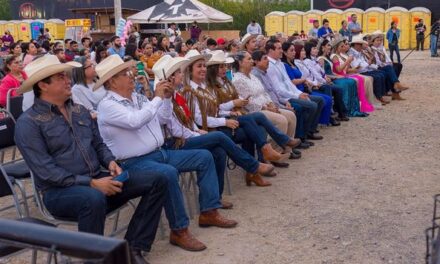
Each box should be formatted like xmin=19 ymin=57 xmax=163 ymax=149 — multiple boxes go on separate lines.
xmin=199 ymin=0 xmax=310 ymax=35
xmin=0 ymin=0 xmax=12 ymax=20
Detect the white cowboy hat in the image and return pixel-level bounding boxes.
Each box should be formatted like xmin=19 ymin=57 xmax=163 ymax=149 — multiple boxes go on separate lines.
xmin=18 ymin=55 xmax=81 ymax=94
xmin=330 ymin=36 xmax=346 ymax=49
xmin=184 ymin=49 xmax=212 ymax=65
xmin=350 ymin=34 xmax=368 ymax=45
xmin=94 ymin=54 xmax=136 ymax=91
xmin=370 ymin=30 xmax=385 ymax=41
xmin=240 ymin=33 xmax=256 ymax=49
xmin=206 ymin=50 xmax=234 ymax=66
xmin=152 ymin=55 xmax=190 ymax=88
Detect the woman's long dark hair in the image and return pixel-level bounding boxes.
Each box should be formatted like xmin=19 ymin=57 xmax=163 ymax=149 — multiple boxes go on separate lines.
xmin=95 ymin=45 xmax=107 ymax=64
xmin=317 ymin=39 xmax=330 ymax=58
xmin=157 ymin=35 xmax=170 ymax=52
xmin=281 ymin=42 xmax=294 ymax=65
xmin=304 ymin=41 xmax=317 ymax=60
xmin=125 ymin=43 xmax=139 ymax=60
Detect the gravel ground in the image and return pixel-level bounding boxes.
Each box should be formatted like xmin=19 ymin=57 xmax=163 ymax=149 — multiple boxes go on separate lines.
xmin=1 ymin=50 xmax=440 ymax=264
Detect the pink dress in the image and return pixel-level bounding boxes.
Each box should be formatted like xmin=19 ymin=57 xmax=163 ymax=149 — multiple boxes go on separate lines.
xmin=331 ymin=55 xmax=374 ymax=113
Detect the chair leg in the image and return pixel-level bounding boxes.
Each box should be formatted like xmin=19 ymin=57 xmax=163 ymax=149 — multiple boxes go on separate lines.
xmin=31 ymin=249 xmax=37 ymax=264
xmin=225 ymin=168 xmax=233 ymax=195
xmin=112 ymin=210 xmax=120 ymax=234
xmin=15 ymin=180 xmax=30 ymax=217
xmin=190 ymin=172 xmax=200 ymax=215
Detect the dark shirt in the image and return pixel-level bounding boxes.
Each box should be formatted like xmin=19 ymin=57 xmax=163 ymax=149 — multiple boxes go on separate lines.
xmin=15 ymin=98 xmax=115 ymax=192
xmin=391 ymin=32 xmax=398 ymax=45
xmin=190 ymin=26 xmax=202 ymax=39
xmin=432 ymin=22 xmax=440 ymax=37
xmin=415 ymin=23 xmax=426 ymax=35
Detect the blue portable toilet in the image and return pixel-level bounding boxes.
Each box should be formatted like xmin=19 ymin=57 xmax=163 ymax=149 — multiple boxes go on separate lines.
xmin=30 ymin=20 xmax=44 ymax=40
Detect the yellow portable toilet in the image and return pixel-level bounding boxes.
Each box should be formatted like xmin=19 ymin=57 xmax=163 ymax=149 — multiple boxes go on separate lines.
xmin=0 ymin=21 xmax=6 ymax=37
xmin=322 ymin=9 xmax=343 ymax=33
xmin=284 ymin=10 xmax=304 ymax=36
xmin=385 ymin=7 xmax=410 ymax=49
xmin=302 ymin=10 xmax=324 ymax=34
xmin=409 ymin=7 xmax=431 ymax=50
xmin=265 ymin=11 xmax=285 ymax=36
xmin=5 ymin=21 xmax=20 ymax=41
xmin=363 ymin=7 xmax=385 ymax=34
xmin=342 ymin=8 xmax=364 ymax=28
xmin=18 ymin=20 xmax=32 ymax=42
xmin=45 ymin=19 xmax=66 ymax=41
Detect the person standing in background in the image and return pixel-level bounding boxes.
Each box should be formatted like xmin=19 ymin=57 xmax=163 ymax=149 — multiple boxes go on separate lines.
xmin=386 ymin=21 xmax=401 ymax=63
xmin=339 ymin=20 xmax=351 ymax=40
xmin=348 ymin=14 xmax=362 ymax=38
xmin=247 ymin=20 xmax=262 ymax=35
xmin=190 ymin=21 xmax=202 ymax=43
xmin=308 ymin=20 xmax=319 ymax=39
xmin=166 ymin=23 xmax=181 ymax=46
xmin=415 ymin=19 xmax=426 ymax=51
xmin=430 ymin=18 xmax=440 ymax=57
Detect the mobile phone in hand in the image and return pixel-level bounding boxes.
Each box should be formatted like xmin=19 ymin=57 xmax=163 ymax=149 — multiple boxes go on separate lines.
xmin=113 ymin=171 xmax=129 ymax=182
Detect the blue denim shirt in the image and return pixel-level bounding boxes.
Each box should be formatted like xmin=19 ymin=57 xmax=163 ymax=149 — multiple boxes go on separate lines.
xmin=15 ymin=98 xmax=115 ymax=192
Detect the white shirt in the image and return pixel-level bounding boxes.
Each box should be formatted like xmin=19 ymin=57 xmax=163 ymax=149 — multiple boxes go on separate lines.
xmin=71 ymin=83 xmax=107 ymax=113
xmin=189 ymin=80 xmax=226 ymax=128
xmin=166 ymin=27 xmax=180 ymax=43
xmin=97 ymin=91 xmax=172 ymax=160
xmin=347 ymin=48 xmax=377 ymax=72
xmin=372 ymin=45 xmax=392 ymax=67
xmin=164 ymin=92 xmax=200 ymax=139
xmin=247 ymin=23 xmax=262 ymax=35
xmin=266 ymin=56 xmax=303 ymax=103
xmin=22 ymin=91 xmax=34 ymax=112
xmin=303 ymin=58 xmax=327 ymax=84
xmin=294 ymin=59 xmax=319 ymax=86
xmin=232 ymin=72 xmax=272 ymax=113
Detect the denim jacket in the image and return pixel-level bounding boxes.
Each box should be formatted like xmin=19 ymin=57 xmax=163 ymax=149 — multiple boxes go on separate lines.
xmin=15 ymin=98 xmax=115 ymax=192
xmin=386 ymin=28 xmax=400 ymax=45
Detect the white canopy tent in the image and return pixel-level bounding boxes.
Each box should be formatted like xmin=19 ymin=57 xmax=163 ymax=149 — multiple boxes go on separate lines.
xmin=127 ymin=0 xmax=233 ymax=24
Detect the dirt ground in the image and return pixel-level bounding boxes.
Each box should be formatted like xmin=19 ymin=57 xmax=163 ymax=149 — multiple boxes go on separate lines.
xmin=2 ymin=50 xmax=440 ymax=264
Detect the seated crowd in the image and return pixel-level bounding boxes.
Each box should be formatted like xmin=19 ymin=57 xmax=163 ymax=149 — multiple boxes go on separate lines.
xmin=0 ymin=20 xmax=409 ymax=264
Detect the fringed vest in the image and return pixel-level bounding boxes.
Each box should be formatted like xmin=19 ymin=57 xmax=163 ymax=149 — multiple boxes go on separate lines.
xmin=210 ymin=79 xmax=246 ymax=115
xmin=182 ymin=84 xmax=219 ymax=131
xmin=171 ymin=91 xmax=195 ymax=148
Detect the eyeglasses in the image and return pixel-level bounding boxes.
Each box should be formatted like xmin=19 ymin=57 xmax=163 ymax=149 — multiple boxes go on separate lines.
xmin=115 ymin=69 xmax=134 ymax=79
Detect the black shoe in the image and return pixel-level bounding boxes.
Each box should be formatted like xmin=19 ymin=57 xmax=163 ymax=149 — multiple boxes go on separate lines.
xmin=289 ymin=151 xmax=301 ymax=159
xmin=330 ymin=117 xmax=341 ymax=126
xmin=337 ymin=115 xmax=349 ymax=122
xmin=130 ymin=248 xmax=149 ymax=264
xmin=296 ymin=142 xmax=310 ymax=149
xmin=303 ymin=140 xmax=315 ymax=146
xmin=307 ymin=133 xmax=323 ymax=140
xmin=271 ymin=161 xmax=290 ymax=168
xmin=292 ymin=149 xmax=301 ymax=155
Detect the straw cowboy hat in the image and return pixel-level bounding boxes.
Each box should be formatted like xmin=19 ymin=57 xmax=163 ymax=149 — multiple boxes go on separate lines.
xmin=370 ymin=30 xmax=385 ymax=41
xmin=152 ymin=55 xmax=190 ymax=87
xmin=206 ymin=50 xmax=234 ymax=66
xmin=18 ymin=55 xmax=81 ymax=94
xmin=240 ymin=33 xmax=256 ymax=49
xmin=350 ymin=34 xmax=368 ymax=45
xmin=330 ymin=36 xmax=346 ymax=49
xmin=184 ymin=49 xmax=212 ymax=65
xmin=94 ymin=54 xmax=136 ymax=90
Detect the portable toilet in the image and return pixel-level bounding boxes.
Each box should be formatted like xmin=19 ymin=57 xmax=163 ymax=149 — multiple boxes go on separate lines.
xmin=284 ymin=10 xmax=304 ymax=36
xmin=18 ymin=20 xmax=32 ymax=42
xmin=342 ymin=8 xmax=364 ymax=28
xmin=265 ymin=11 xmax=285 ymax=36
xmin=302 ymin=10 xmax=324 ymax=34
xmin=0 ymin=21 xmax=6 ymax=36
xmin=45 ymin=19 xmax=66 ymax=41
xmin=385 ymin=7 xmax=410 ymax=49
xmin=322 ymin=9 xmax=343 ymax=33
xmin=363 ymin=7 xmax=385 ymax=34
xmin=30 ymin=20 xmax=44 ymax=40
xmin=5 ymin=21 xmax=20 ymax=41
xmin=409 ymin=7 xmax=431 ymax=50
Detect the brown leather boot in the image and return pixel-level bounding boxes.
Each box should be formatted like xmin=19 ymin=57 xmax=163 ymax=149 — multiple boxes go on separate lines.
xmin=170 ymin=228 xmax=207 ymax=251
xmin=221 ymin=200 xmax=233 ymax=209
xmin=199 ymin=209 xmax=238 ymax=228
xmin=261 ymin=143 xmax=289 ymax=162
xmin=285 ymin=138 xmax=302 ymax=148
xmin=394 ymin=82 xmax=409 ymax=91
xmin=392 ymin=92 xmax=406 ymax=100
xmin=256 ymin=162 xmax=276 ymax=176
xmin=245 ymin=173 xmax=272 ymax=187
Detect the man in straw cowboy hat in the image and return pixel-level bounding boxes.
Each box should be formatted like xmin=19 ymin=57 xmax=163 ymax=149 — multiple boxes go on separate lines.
xmin=347 ymin=34 xmax=391 ymax=105
xmin=14 ymin=55 xmax=167 ymax=264
xmin=95 ymin=55 xmax=238 ymax=252
xmin=369 ymin=30 xmax=409 ymax=100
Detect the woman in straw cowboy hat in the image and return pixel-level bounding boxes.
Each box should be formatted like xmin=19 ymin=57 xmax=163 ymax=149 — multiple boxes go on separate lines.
xmin=370 ymin=30 xmax=408 ymax=100
xmin=317 ymin=38 xmax=367 ymax=117
xmin=330 ymin=36 xmax=374 ymax=113
xmin=182 ymin=49 xmax=292 ymax=186
xmin=152 ymin=55 xmax=276 ymax=203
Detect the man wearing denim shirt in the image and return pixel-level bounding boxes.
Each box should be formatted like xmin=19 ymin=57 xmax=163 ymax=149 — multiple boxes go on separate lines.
xmin=14 ymin=55 xmax=167 ymax=264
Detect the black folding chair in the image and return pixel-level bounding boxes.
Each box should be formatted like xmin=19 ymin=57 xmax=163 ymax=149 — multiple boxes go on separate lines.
xmin=6 ymin=88 xmax=23 ymax=120
xmin=0 ymin=109 xmax=31 ymax=218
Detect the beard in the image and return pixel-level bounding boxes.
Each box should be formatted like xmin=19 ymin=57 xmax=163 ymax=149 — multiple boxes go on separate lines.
xmin=115 ymin=43 xmax=121 ymax=48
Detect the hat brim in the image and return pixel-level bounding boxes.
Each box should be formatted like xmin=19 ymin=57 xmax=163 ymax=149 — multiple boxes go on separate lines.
xmin=187 ymin=54 xmax=212 ymax=66
xmin=18 ymin=61 xmax=82 ymax=94
xmin=370 ymin=34 xmax=385 ymax=41
xmin=351 ymin=40 xmax=368 ymax=45
xmin=240 ymin=35 xmax=256 ymax=49
xmin=154 ymin=59 xmax=192 ymax=88
xmin=206 ymin=57 xmax=234 ymax=66
xmin=331 ymin=39 xmax=345 ymax=49
xmin=93 ymin=60 xmax=137 ymax=91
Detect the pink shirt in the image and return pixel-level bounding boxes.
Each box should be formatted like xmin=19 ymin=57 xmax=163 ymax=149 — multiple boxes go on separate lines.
xmin=0 ymin=72 xmax=27 ymax=107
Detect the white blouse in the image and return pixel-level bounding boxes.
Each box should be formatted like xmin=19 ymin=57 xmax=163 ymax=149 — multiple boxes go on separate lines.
xmin=232 ymin=72 xmax=273 ymax=113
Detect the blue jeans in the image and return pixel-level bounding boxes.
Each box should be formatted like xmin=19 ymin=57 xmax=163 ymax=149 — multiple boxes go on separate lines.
xmin=289 ymin=95 xmax=324 ymax=135
xmin=388 ymin=43 xmax=401 ymax=63
xmin=120 ymin=149 xmax=221 ymax=230
xmin=431 ymin=35 xmax=438 ymax=56
xmin=165 ymin=131 xmax=259 ymax=197
xmin=43 ymin=171 xmax=167 ymax=251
